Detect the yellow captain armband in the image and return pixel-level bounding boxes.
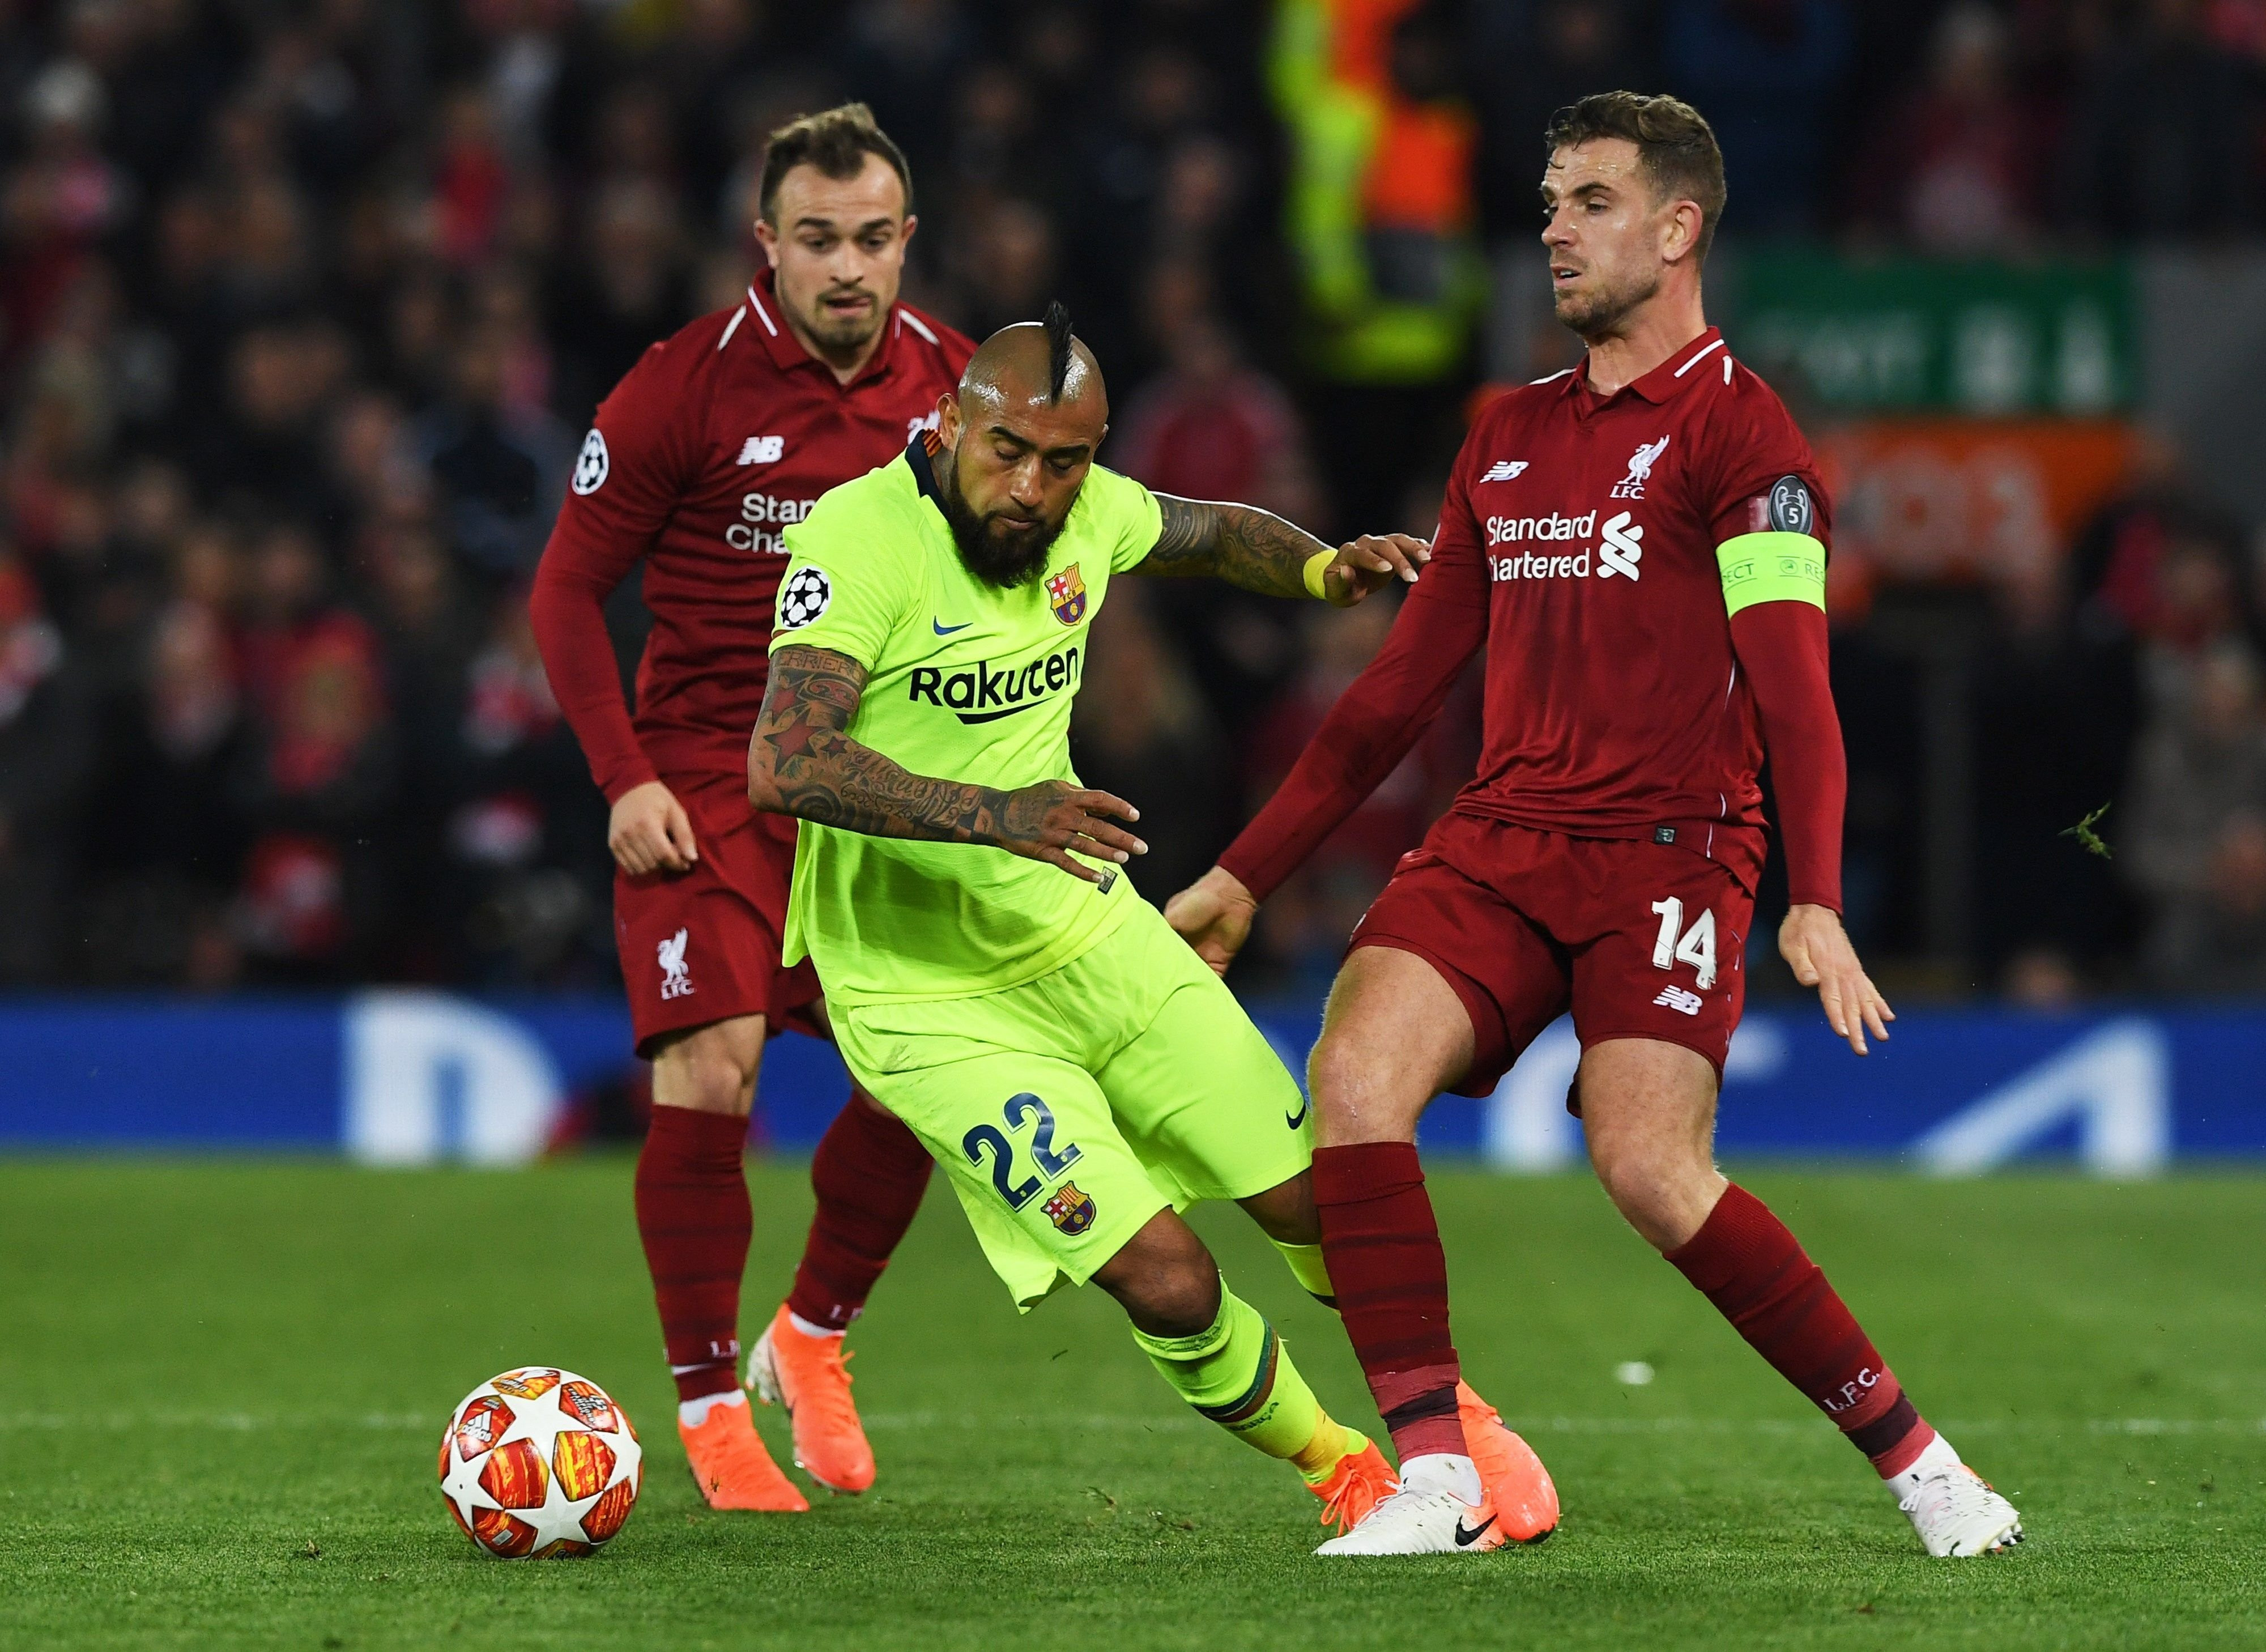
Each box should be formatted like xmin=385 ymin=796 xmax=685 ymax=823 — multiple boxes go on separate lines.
xmin=1716 ymin=531 xmax=1826 ymax=617
xmin=1302 ymin=546 xmax=1336 ymax=599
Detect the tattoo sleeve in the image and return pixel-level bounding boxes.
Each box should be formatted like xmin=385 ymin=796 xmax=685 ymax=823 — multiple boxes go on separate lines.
xmin=748 ymin=644 xmax=1022 ymax=842
xmin=1134 ymin=493 xmax=1328 ymax=598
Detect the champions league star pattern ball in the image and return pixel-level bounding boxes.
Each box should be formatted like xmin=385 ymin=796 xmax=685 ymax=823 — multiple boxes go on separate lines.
xmin=438 ymin=1369 xmax=642 ymax=1559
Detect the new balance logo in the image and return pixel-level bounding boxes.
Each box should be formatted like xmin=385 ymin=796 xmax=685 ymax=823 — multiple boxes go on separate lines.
xmin=737 ymin=436 xmax=785 ymax=465
xmin=1479 ymin=460 xmax=1528 ymax=484
xmin=658 ymin=929 xmax=695 ymax=999
xmin=1653 ymin=986 xmax=1703 ymax=1016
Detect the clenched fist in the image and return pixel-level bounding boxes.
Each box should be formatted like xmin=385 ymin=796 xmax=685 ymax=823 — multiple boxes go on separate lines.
xmin=1164 ymin=865 xmax=1258 ymax=976
xmin=610 ymin=780 xmax=698 ymax=876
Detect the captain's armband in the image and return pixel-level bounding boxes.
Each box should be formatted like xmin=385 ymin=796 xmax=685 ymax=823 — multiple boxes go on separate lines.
xmin=1716 ymin=532 xmax=1825 ymax=617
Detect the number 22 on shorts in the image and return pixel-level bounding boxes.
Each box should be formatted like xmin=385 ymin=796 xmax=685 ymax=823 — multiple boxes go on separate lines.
xmin=1649 ymin=897 xmax=1718 ymax=989
xmin=962 ymin=1093 xmax=1083 ymax=1211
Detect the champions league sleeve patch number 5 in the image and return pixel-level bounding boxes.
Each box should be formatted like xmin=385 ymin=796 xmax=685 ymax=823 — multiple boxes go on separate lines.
xmin=1747 ymin=475 xmax=1814 ymax=537
xmin=778 ymin=565 xmax=832 ymax=629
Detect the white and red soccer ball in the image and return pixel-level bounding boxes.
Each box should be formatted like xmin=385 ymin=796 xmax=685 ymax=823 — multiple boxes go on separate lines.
xmin=438 ymin=1368 xmax=642 ymax=1559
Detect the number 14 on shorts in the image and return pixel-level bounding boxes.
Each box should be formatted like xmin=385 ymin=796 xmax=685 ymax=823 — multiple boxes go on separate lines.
xmin=1650 ymin=897 xmax=1718 ymax=989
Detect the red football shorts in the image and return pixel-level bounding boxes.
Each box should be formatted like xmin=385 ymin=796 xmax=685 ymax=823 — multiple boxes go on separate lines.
xmin=612 ymin=805 xmax=822 ymax=1057
xmin=1348 ymin=812 xmax=1753 ymax=1098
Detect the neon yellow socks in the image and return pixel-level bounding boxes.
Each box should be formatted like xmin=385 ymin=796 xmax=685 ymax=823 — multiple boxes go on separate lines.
xmin=1130 ymin=1283 xmax=1357 ymax=1484
xmin=1271 ymin=1238 xmax=1336 ymax=1305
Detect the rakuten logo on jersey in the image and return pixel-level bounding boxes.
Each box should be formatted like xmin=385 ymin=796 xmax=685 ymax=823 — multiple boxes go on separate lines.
xmin=727 ymin=492 xmax=816 ymax=554
xmin=1486 ymin=509 xmax=1644 ymax=583
xmin=909 ymin=642 xmax=1083 ymax=724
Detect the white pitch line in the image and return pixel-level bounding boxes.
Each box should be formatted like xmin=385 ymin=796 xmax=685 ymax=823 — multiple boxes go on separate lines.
xmin=2 ymin=1412 xmax=2261 ymax=1436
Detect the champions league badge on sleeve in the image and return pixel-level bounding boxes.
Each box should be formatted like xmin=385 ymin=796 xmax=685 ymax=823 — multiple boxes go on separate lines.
xmin=570 ymin=429 xmax=610 ymax=495
xmin=1041 ymin=1181 xmax=1096 ymax=1235
xmin=778 ymin=565 xmax=832 ymax=629
xmin=1044 ymin=563 xmax=1088 ymax=625
xmin=1766 ymin=475 xmax=1815 ymax=535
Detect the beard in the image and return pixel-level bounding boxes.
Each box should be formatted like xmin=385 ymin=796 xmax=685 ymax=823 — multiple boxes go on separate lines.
xmin=1553 ymin=263 xmax=1660 ymax=339
xmin=936 ymin=452 xmax=1066 ymax=589
xmin=788 ymin=283 xmax=886 ymax=357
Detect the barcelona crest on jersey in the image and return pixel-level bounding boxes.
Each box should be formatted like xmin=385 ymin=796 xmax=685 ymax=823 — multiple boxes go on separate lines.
xmin=1042 ymin=1181 xmax=1096 ymax=1235
xmin=1044 ymin=563 xmax=1088 ymax=625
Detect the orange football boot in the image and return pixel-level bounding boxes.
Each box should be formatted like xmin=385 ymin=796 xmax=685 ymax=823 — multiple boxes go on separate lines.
xmin=678 ymin=1397 xmax=808 ymax=1512
xmin=748 ymin=1305 xmax=876 ymax=1495
xmin=1309 ymin=1438 xmax=1400 ymax=1538
xmin=1458 ymin=1379 xmax=1558 ymax=1542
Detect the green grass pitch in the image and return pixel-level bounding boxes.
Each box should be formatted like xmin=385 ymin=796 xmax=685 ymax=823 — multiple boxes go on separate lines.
xmin=3 ymin=1159 xmax=2261 ymax=1651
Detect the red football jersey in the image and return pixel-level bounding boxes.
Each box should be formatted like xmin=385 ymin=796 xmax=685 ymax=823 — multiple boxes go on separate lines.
xmin=530 ymin=267 xmax=973 ymax=830
xmin=1222 ymin=327 xmax=1834 ymax=900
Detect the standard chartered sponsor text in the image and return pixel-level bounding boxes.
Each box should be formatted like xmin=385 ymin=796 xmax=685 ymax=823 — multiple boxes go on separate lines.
xmin=728 ymin=492 xmax=816 ymax=552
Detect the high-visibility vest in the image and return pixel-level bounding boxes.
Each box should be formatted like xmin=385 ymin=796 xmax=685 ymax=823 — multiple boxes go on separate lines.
xmin=1268 ymin=0 xmax=1484 ymax=384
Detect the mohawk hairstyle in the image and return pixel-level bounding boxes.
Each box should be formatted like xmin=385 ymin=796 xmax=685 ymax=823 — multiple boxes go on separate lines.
xmin=1042 ymin=301 xmax=1074 ymax=401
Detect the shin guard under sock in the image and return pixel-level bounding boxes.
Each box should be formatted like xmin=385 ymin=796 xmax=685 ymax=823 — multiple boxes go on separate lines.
xmin=1132 ymin=1285 xmax=1343 ymax=1476
xmin=785 ymin=1091 xmax=934 ymax=1332
xmin=635 ymin=1106 xmax=752 ymax=1403
xmin=1312 ymin=1142 xmax=1467 ymax=1463
xmin=1668 ymin=1182 xmax=1933 ymax=1476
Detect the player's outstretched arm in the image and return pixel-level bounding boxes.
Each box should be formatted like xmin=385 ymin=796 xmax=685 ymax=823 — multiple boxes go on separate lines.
xmin=1134 ymin=495 xmax=1430 ymax=607
xmin=748 ymin=644 xmax=1148 ymax=883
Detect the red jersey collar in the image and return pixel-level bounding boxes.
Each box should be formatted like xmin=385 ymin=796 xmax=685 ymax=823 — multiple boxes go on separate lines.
xmin=1569 ymin=326 xmax=1726 ymax=407
xmin=743 ymin=265 xmax=908 ymax=388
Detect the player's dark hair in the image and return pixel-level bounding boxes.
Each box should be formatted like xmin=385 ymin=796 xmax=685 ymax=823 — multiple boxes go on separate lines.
xmin=1545 ymin=92 xmax=1727 ymax=265
xmin=1042 ymin=301 xmax=1074 ymax=402
xmin=758 ymin=102 xmax=915 ymax=225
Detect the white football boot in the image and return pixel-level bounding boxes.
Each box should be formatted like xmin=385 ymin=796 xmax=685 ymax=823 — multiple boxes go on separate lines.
xmin=1895 ymin=1438 xmax=2024 ymax=1557
xmin=1314 ymin=1455 xmax=1506 ymax=1556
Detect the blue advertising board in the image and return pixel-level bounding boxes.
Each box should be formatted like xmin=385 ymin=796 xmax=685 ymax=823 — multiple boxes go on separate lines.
xmin=0 ymin=992 xmax=2258 ymax=1174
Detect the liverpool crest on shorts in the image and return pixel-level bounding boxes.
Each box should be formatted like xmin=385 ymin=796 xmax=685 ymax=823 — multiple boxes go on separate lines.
xmin=1042 ymin=1181 xmax=1096 ymax=1235
xmin=1044 ymin=563 xmax=1087 ymax=625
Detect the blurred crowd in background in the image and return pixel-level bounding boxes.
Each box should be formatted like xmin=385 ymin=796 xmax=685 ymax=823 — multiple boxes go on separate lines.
xmin=2 ymin=0 xmax=2265 ymax=1003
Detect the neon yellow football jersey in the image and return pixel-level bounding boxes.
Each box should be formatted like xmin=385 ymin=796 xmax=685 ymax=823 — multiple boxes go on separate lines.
xmin=770 ymin=437 xmax=1163 ymax=1005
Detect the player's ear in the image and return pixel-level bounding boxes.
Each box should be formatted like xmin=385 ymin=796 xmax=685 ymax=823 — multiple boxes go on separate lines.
xmin=936 ymin=393 xmax=961 ymax=444
xmin=900 ymin=213 xmax=918 ymax=250
xmin=752 ymin=216 xmax=781 ymax=267
xmin=1662 ymin=199 xmax=1702 ymax=267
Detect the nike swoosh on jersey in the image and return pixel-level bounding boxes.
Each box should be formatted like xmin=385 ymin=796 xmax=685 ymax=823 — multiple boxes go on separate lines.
xmin=1454 ymin=1514 xmax=1497 ymax=1547
xmin=932 ymin=619 xmax=973 ymax=635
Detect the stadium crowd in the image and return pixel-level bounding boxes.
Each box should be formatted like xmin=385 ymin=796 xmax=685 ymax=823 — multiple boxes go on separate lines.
xmin=1 ymin=0 xmax=2263 ymax=999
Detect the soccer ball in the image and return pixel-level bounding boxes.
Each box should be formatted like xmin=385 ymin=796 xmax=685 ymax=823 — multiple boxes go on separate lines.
xmin=438 ymin=1368 xmax=642 ymax=1559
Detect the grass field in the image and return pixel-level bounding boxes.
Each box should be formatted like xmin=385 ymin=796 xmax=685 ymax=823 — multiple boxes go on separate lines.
xmin=3 ymin=1159 xmax=2261 ymax=1651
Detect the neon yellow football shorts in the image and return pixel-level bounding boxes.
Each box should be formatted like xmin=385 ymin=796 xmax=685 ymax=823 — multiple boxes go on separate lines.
xmin=830 ymin=901 xmax=1313 ymax=1310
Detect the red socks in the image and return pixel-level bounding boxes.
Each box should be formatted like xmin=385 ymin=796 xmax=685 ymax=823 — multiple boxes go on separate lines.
xmin=785 ymin=1092 xmax=934 ymax=1333
xmin=634 ymin=1106 xmax=753 ymax=1403
xmin=636 ymin=1093 xmax=930 ymax=1402
xmin=1669 ymin=1183 xmax=1933 ymax=1476
xmin=1312 ymin=1142 xmax=1468 ymax=1462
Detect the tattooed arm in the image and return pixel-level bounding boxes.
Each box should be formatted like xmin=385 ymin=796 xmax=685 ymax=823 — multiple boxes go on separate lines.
xmin=748 ymin=644 xmax=1147 ymax=883
xmin=1132 ymin=493 xmax=1432 ymax=606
